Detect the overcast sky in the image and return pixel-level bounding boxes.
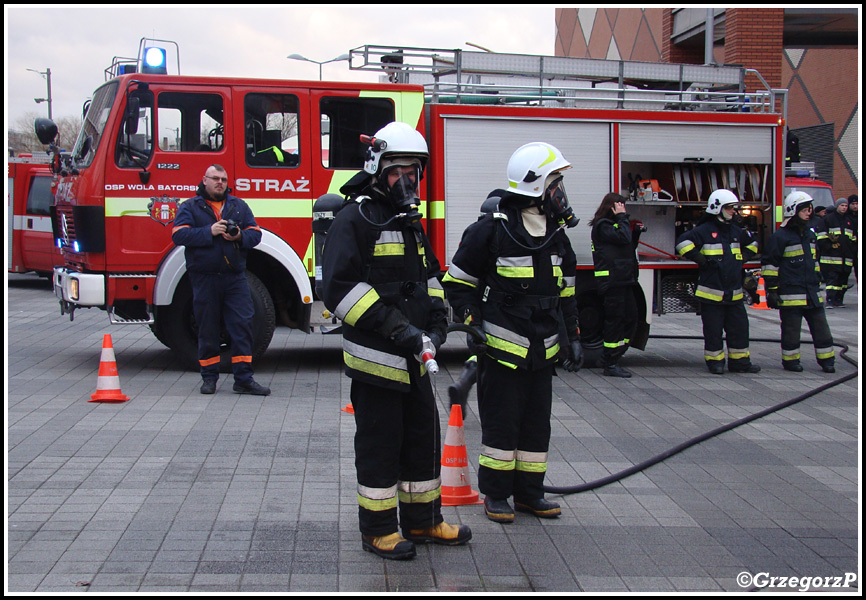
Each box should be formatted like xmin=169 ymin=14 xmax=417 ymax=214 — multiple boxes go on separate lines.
xmin=5 ymin=4 xmax=555 ymax=131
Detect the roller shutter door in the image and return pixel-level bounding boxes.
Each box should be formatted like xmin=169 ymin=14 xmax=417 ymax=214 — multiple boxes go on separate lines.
xmin=619 ymin=123 xmax=772 ymax=164
xmin=442 ymin=117 xmax=610 ymax=265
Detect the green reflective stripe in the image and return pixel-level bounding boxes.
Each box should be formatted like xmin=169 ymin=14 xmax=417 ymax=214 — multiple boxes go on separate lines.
xmin=815 ymin=347 xmax=835 ymax=360
xmin=595 ymin=270 xmax=610 ymax=277
xmin=728 ymin=348 xmax=750 ymax=360
xmin=358 ymin=483 xmax=398 ymax=511
xmin=343 ymin=340 xmax=409 ymax=385
xmin=358 ymin=494 xmax=398 ymax=511
xmin=258 ymin=146 xmax=284 ymax=162
xmin=701 ymin=247 xmax=724 ymax=256
xmin=374 ymin=243 xmax=404 ymax=256
xmin=336 ymin=283 xmax=380 ymax=326
xmin=443 ymin=264 xmax=479 ymax=287
xmin=762 ymin=265 xmax=779 ymax=277
xmin=779 ymin=294 xmax=807 ymax=306
xmin=479 ymin=455 xmax=516 ymax=471
xmin=705 ymin=349 xmax=725 ymax=361
xmin=604 ymin=339 xmax=628 ymax=349
xmin=783 ymin=245 xmax=804 ymax=257
xmin=782 ymin=349 xmax=801 ymax=361
xmin=696 ymin=286 xmax=724 ymax=301
xmin=516 ymin=461 xmax=547 ymax=473
xmin=398 ymin=479 xmax=441 ymax=504
xmin=676 ymin=240 xmax=695 ymax=255
xmin=497 ymin=256 xmax=534 ymax=278
xmin=496 ymin=359 xmax=518 ymax=369
xmin=427 ymin=277 xmax=444 ymax=300
xmin=487 ymin=336 xmax=529 ymax=358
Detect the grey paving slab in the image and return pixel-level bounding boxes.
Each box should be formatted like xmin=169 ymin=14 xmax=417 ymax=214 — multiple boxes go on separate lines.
xmin=6 ymin=272 xmax=860 ymax=593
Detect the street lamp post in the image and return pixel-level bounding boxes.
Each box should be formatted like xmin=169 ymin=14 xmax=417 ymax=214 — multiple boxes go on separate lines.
xmin=286 ymin=53 xmax=350 ymax=80
xmin=27 ymin=67 xmax=52 ymax=120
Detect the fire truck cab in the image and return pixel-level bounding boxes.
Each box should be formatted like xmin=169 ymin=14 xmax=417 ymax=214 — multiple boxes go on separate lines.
xmin=44 ymin=40 xmax=421 ymax=368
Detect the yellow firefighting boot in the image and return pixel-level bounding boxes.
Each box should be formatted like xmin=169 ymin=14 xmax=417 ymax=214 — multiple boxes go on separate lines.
xmin=361 ymin=532 xmax=416 ymax=560
xmin=404 ymin=521 xmax=472 ymax=546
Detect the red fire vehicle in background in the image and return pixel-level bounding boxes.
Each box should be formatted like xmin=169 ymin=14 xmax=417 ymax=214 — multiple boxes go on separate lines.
xmin=783 ymin=162 xmax=835 ymax=209
xmin=8 ymin=154 xmax=64 ymax=276
xmin=40 ymin=40 xmax=790 ymax=369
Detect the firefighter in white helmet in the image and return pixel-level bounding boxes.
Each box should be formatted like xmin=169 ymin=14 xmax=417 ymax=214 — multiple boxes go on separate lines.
xmin=321 ymin=121 xmax=471 ymax=560
xmin=761 ymin=191 xmax=835 ymax=372
xmin=675 ymin=189 xmax=761 ymax=374
xmin=443 ymin=142 xmax=582 ymax=523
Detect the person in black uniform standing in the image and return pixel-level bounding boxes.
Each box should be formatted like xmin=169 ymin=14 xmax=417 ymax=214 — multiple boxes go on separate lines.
xmin=675 ymin=189 xmax=761 ymax=375
xmin=589 ymin=193 xmax=642 ymax=378
xmin=321 ymin=122 xmax=471 ymax=560
xmin=443 ymin=142 xmax=583 ymax=523
xmin=171 ymin=164 xmax=270 ymax=396
xmin=762 ymin=191 xmax=835 ymax=373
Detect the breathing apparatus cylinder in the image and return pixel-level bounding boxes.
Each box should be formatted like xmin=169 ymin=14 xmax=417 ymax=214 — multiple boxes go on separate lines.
xmin=312 ymin=193 xmax=346 ymax=300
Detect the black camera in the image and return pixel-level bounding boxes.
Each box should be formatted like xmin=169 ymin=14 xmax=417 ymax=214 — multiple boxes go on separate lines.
xmin=224 ymin=219 xmax=240 ymax=237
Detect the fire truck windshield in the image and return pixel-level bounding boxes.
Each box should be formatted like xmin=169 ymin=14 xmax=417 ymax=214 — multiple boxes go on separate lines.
xmin=72 ymin=81 xmax=119 ymax=168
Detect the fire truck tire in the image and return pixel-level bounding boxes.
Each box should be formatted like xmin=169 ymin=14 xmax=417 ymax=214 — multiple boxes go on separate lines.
xmin=157 ymin=271 xmax=276 ymax=372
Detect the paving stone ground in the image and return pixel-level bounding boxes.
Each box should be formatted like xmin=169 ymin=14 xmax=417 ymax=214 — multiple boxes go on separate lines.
xmin=6 ymin=272 xmax=860 ymax=592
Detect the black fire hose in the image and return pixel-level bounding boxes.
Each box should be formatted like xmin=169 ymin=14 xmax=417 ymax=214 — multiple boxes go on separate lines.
xmin=543 ymin=336 xmax=857 ymax=495
xmin=443 ymin=325 xmax=858 ymax=497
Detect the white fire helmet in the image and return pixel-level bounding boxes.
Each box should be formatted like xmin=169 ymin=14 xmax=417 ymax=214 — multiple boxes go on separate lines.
xmin=362 ymin=122 xmax=428 ymax=177
xmin=706 ymin=189 xmax=739 ymax=215
xmin=783 ymin=190 xmax=814 ymax=218
xmin=506 ymin=142 xmax=571 ymax=197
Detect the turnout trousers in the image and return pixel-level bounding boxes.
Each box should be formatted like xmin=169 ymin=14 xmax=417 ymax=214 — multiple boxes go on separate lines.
xmin=351 ymin=374 xmax=443 ymax=536
xmin=780 ymin=305 xmax=835 ymax=369
xmin=699 ymin=302 xmax=753 ymax=370
xmin=188 ymin=270 xmax=254 ymax=384
xmin=601 ymin=286 xmax=637 ymax=367
xmin=477 ymin=356 xmax=553 ymax=502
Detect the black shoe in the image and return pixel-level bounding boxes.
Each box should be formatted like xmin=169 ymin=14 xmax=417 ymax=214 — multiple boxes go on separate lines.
xmin=200 ymin=380 xmax=217 ymax=394
xmin=603 ymin=364 xmax=632 ymax=378
xmin=515 ymin=497 xmax=561 ymax=519
xmin=707 ymin=362 xmax=725 ymax=375
xmin=233 ymin=380 xmax=271 ymax=396
xmin=361 ymin=533 xmax=416 ymax=560
xmin=782 ymin=361 xmax=804 ymax=372
xmin=483 ymin=496 xmax=514 ymax=523
xmin=821 ymin=364 xmax=836 ymax=373
xmin=729 ymin=364 xmax=761 ymax=374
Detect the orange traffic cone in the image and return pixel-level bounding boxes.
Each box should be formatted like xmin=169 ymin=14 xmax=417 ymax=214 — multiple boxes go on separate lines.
xmin=749 ymin=277 xmax=769 ymax=310
xmin=441 ymin=404 xmax=482 ymax=506
xmin=341 ymin=402 xmax=354 ymax=414
xmin=89 ymin=334 xmax=130 ymax=403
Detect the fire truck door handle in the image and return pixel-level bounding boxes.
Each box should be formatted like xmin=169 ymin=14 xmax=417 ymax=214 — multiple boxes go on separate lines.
xmin=27 ymin=218 xmax=34 ymax=229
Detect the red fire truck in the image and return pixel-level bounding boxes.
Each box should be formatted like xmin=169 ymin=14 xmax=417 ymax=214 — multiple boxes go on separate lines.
xmin=42 ymin=42 xmax=788 ymax=368
xmin=8 ymin=154 xmax=64 ymax=276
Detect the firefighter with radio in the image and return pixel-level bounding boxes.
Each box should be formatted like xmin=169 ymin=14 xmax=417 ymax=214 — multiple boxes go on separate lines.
xmin=675 ymin=189 xmax=761 ymax=375
xmin=442 ymin=142 xmax=582 ymax=523
xmin=762 ymin=191 xmax=835 ymax=373
xmin=321 ymin=122 xmax=471 ymax=560
xmin=171 ymin=164 xmax=270 ymax=396
xmin=589 ymin=192 xmax=642 ymax=378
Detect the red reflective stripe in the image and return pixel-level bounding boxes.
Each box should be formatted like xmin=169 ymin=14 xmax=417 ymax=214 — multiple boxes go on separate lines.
xmin=232 ymin=355 xmax=252 ymax=363
xmin=199 ymin=356 xmax=220 ymax=366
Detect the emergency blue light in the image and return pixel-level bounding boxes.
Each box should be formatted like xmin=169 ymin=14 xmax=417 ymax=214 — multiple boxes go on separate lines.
xmin=72 ymin=241 xmax=81 ymax=253
xmin=142 ymin=46 xmax=167 ymax=74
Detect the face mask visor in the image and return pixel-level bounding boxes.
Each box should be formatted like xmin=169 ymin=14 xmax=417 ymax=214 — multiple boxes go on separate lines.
xmin=544 ymin=176 xmax=578 ymax=228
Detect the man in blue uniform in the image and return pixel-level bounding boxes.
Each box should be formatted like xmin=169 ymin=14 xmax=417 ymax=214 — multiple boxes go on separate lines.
xmin=172 ymin=164 xmax=270 ymax=396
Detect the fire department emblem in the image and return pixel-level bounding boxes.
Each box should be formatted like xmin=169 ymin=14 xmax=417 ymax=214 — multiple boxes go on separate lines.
xmin=148 ymin=195 xmax=180 ymax=226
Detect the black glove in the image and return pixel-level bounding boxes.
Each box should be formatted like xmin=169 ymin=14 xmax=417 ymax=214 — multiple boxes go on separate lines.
xmin=562 ymin=339 xmax=584 ymax=372
xmin=429 ymin=330 xmax=446 ymax=354
xmin=377 ymin=310 xmax=424 ymax=354
xmin=766 ymin=290 xmax=780 ymax=309
xmin=466 ymin=325 xmax=486 ymax=357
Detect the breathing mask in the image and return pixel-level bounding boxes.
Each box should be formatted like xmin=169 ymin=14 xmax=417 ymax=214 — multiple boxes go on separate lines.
xmin=543 ymin=176 xmax=579 ymax=228
xmin=378 ymin=159 xmax=423 ymax=223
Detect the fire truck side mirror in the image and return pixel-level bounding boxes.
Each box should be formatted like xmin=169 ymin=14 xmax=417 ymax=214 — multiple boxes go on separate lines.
xmin=35 ymin=118 xmax=58 ymax=145
xmin=125 ymin=97 xmax=141 ymax=136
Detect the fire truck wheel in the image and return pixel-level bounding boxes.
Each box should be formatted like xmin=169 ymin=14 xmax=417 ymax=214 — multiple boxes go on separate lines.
xmin=156 ymin=271 xmax=276 ymax=372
